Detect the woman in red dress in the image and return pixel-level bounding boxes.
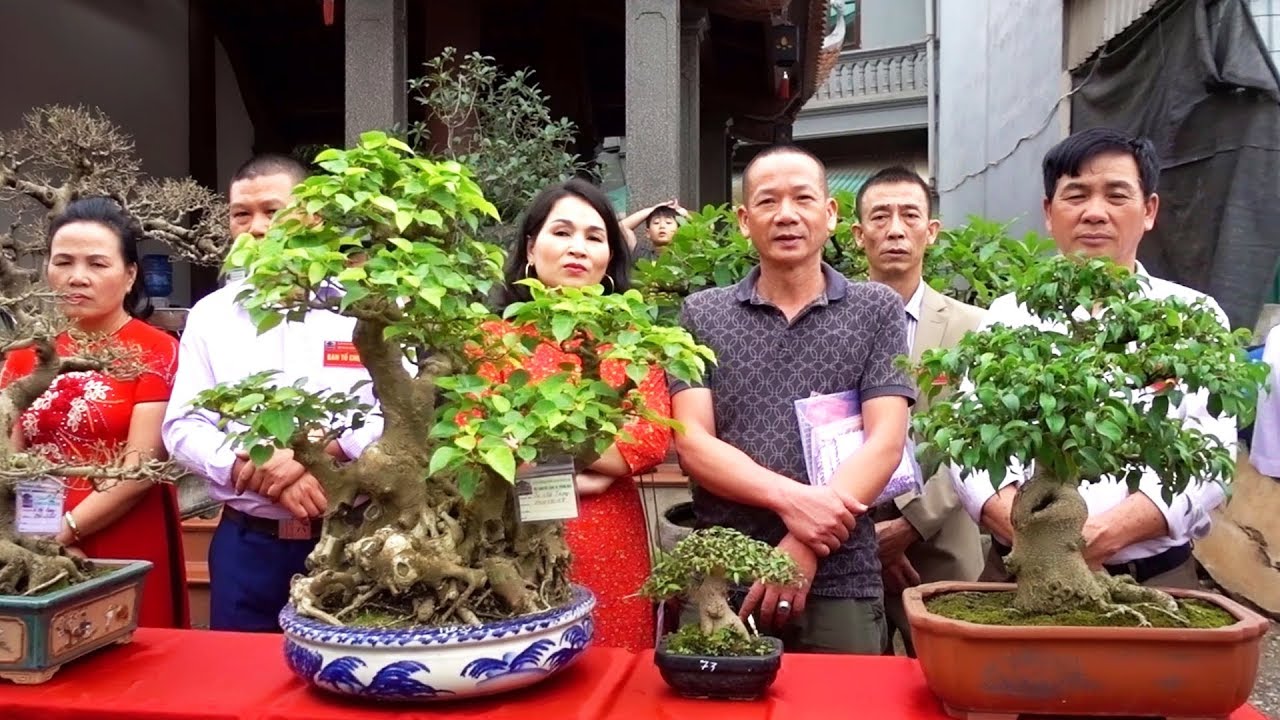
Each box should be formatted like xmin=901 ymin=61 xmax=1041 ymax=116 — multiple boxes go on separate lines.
xmin=0 ymin=197 xmax=189 ymax=628
xmin=485 ymin=179 xmax=667 ymax=651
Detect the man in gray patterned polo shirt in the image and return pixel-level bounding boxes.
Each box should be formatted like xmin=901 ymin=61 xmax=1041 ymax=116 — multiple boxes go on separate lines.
xmin=670 ymin=145 xmax=915 ymax=654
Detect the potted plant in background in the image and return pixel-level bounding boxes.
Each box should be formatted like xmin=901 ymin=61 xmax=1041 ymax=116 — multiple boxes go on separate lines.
xmin=904 ymin=255 xmax=1270 ymax=719
xmin=0 ymin=105 xmax=227 ymax=683
xmin=639 ymin=526 xmax=799 ymax=701
xmin=408 ymin=48 xmax=594 ymax=246
xmin=189 ymin=133 xmax=712 ymax=701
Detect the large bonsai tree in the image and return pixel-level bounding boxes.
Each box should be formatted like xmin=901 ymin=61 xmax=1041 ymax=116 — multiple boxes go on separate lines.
xmin=191 ymin=132 xmax=712 ymax=627
xmin=0 ymin=105 xmax=227 ymax=593
xmin=640 ymin=527 xmax=797 ymax=655
xmin=913 ymin=256 xmax=1266 ymax=625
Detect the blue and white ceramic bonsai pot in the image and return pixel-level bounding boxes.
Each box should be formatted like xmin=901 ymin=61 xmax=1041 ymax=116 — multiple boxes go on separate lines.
xmin=280 ymin=583 xmax=595 ymax=701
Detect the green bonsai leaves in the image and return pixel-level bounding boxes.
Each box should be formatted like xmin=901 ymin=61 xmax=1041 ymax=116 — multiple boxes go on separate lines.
xmin=914 ymin=255 xmax=1268 ymax=500
xmin=641 ymin=527 xmax=799 ymax=601
xmin=197 ymin=133 xmax=714 ymax=499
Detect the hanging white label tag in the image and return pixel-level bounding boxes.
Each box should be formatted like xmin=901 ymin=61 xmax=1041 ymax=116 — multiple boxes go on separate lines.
xmin=515 ymin=459 xmax=579 ymax=523
xmin=15 ymin=477 xmax=66 ymax=535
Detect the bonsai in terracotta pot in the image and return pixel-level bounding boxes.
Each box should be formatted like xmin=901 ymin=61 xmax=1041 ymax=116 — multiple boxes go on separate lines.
xmin=188 ymin=133 xmax=713 ymax=701
xmin=905 ymin=255 xmax=1270 ymax=719
xmin=640 ymin=526 xmax=799 ymax=700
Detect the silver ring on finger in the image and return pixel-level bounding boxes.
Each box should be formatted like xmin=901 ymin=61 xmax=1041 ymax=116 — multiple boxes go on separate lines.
xmin=777 ymin=599 xmax=792 ymax=613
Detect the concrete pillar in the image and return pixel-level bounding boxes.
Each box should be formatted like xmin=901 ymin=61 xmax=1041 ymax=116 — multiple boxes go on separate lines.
xmin=625 ymin=0 xmax=682 ymax=212
xmin=345 ymin=0 xmax=407 ymax=146
xmin=680 ymin=8 xmax=708 ymax=206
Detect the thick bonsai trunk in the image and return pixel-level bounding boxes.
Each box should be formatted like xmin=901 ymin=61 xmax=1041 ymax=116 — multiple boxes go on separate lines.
xmin=0 ymin=485 xmax=91 ymax=595
xmin=289 ymin=313 xmax=573 ymax=627
xmin=1005 ymin=466 xmax=1187 ymax=626
xmin=0 ymin=338 xmax=97 ymax=595
xmin=690 ymin=573 xmax=749 ymax=638
xmin=1006 ymin=468 xmax=1098 ymax=613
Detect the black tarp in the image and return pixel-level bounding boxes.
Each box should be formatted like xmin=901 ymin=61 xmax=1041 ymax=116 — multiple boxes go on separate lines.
xmin=1071 ymin=0 xmax=1280 ymax=330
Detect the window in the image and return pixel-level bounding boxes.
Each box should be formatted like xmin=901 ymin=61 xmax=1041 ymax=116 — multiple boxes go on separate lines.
xmin=841 ymin=1 xmax=861 ymax=51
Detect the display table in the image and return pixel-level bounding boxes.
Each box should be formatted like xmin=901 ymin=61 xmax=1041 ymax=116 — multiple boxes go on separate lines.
xmin=0 ymin=628 xmax=1269 ymax=720
xmin=0 ymin=628 xmax=293 ymax=720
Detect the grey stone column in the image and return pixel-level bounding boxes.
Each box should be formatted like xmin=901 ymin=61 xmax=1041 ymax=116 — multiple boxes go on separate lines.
xmin=679 ymin=8 xmax=708 ymax=206
xmin=625 ymin=0 xmax=682 ymax=213
xmin=345 ymin=0 xmax=407 ymax=147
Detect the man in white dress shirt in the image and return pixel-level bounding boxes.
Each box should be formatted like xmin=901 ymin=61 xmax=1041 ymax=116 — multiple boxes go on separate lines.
xmin=957 ymin=128 xmax=1234 ymax=588
xmin=162 ymin=154 xmax=383 ymax=631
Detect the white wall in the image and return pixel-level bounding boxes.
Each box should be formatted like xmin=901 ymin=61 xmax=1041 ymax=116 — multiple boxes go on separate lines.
xmin=937 ymin=0 xmax=1066 ymax=237
xmin=858 ymin=0 xmax=928 ymax=49
xmin=0 ymin=0 xmax=252 ymax=307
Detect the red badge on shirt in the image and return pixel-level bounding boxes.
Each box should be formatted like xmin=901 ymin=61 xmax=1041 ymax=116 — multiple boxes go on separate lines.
xmin=323 ymin=341 xmax=363 ymax=368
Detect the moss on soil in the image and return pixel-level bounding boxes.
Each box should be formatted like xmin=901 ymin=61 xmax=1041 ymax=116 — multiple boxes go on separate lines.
xmin=926 ymin=590 xmax=1236 ymax=629
xmin=663 ymin=624 xmax=775 ymax=657
xmin=34 ymin=565 xmax=115 ymax=596
xmin=347 ymin=609 xmax=416 ymax=628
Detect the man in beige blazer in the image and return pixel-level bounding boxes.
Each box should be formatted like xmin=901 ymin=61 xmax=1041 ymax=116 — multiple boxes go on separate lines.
xmin=853 ymin=167 xmax=985 ymax=656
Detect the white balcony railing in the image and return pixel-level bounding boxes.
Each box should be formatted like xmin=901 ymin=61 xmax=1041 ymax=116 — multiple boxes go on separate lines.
xmin=805 ymin=41 xmax=930 ymax=110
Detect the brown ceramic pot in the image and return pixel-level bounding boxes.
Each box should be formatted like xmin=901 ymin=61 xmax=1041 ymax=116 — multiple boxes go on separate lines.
xmin=903 ymin=581 xmax=1269 ymax=720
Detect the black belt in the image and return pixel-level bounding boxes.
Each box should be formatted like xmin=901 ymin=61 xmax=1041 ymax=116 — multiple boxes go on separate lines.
xmin=992 ymin=539 xmax=1192 ymax=585
xmin=221 ymin=505 xmax=324 ymax=540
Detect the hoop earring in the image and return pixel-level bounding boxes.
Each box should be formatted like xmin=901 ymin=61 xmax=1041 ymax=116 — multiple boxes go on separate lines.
xmin=603 ymin=274 xmax=615 ymax=293
xmin=524 ymin=263 xmax=535 ymax=280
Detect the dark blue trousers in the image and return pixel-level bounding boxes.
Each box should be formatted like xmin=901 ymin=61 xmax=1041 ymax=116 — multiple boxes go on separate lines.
xmin=208 ymin=516 xmax=318 ymax=632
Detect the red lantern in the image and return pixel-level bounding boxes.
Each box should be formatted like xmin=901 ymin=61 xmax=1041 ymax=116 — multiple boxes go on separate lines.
xmin=322 ymin=0 xmax=335 ymax=26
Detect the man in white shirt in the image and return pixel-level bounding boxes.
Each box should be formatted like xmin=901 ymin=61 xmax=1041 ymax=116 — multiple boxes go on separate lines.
xmin=854 ymin=166 xmax=985 ymax=656
xmin=1249 ymin=329 xmax=1280 ymax=476
xmin=957 ymin=128 xmax=1233 ymax=589
xmin=162 ymin=154 xmax=382 ymax=631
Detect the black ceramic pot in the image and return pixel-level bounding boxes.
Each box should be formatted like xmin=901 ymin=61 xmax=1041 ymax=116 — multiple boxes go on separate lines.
xmin=653 ymin=635 xmax=783 ymax=700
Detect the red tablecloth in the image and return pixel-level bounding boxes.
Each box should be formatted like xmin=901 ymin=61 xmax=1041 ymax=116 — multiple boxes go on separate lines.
xmin=612 ymin=650 xmax=1275 ymax=719
xmin=0 ymin=629 xmax=294 ymax=720
xmin=0 ymin=629 xmax=1271 ymax=720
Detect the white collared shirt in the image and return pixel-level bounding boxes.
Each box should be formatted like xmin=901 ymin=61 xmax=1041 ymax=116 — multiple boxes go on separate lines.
xmin=1249 ymin=326 xmax=1280 ymax=475
xmin=904 ymin=280 xmax=925 ymax=356
xmin=952 ymin=263 xmax=1235 ymax=563
xmin=161 ymin=280 xmax=384 ymax=520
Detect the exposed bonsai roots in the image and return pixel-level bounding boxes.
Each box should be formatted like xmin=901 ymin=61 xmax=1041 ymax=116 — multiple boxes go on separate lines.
xmin=1005 ymin=467 xmax=1188 ymax=627
xmin=0 ymin=498 xmax=91 ymax=595
xmin=290 ymin=471 xmax=572 ymax=627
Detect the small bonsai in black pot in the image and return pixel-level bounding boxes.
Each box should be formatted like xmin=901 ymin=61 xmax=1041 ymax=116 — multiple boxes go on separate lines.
xmin=640 ymin=527 xmax=800 ymax=700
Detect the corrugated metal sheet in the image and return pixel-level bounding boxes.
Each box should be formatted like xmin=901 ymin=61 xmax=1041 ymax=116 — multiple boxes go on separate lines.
xmin=1065 ymin=0 xmax=1162 ymax=69
xmin=1251 ymin=0 xmax=1280 ymax=69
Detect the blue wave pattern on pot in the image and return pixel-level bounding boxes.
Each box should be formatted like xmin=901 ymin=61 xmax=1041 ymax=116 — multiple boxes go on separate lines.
xmin=279 ymin=585 xmax=595 ymax=648
xmin=284 ymin=639 xmax=323 ymax=678
xmin=279 ymin=585 xmax=597 ymax=701
xmin=316 ymin=656 xmax=367 ymax=694
xmin=461 ymin=638 xmax=555 ymax=681
xmin=287 ymin=640 xmax=454 ymax=698
xmin=364 ymin=661 xmax=454 ymax=698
